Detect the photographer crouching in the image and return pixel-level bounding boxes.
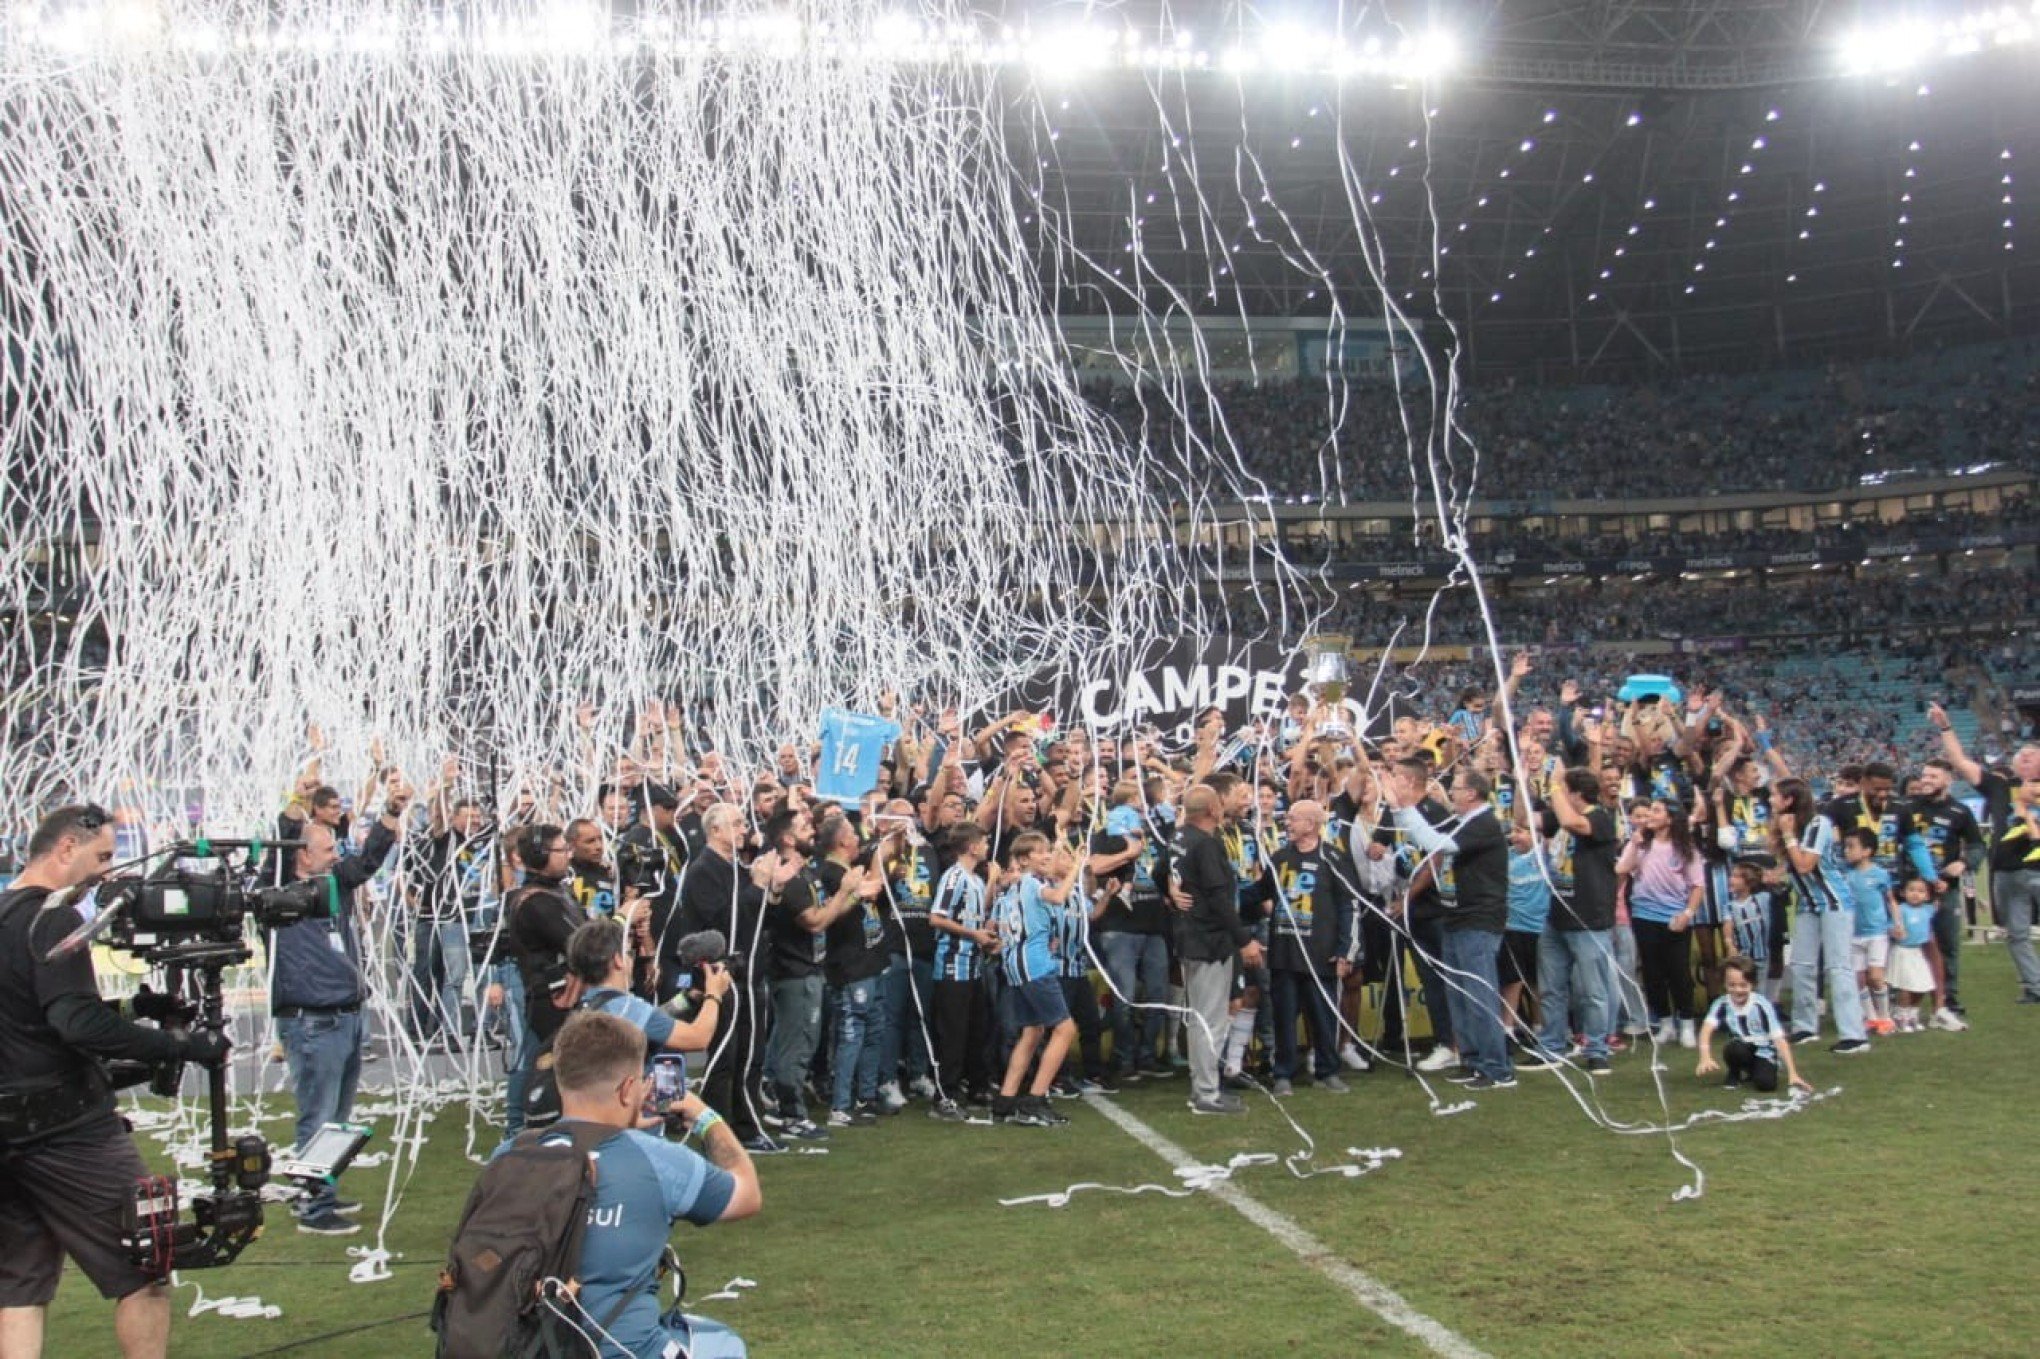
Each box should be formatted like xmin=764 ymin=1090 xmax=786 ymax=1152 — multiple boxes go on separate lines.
xmin=0 ymin=805 xmax=230 ymax=1359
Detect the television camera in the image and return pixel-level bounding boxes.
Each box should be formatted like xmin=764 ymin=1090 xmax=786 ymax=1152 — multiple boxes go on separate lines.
xmin=44 ymin=838 xmax=371 ymax=1277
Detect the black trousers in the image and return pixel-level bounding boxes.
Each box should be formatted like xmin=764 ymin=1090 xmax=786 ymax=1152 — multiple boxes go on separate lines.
xmin=1723 ymin=1039 xmax=1778 ymax=1092
xmin=1060 ymin=974 xmax=1106 ymax=1080
xmin=932 ymin=978 xmax=992 ymax=1098
xmin=701 ymin=977 xmax=766 ymax=1141
xmin=1633 ymin=919 xmax=1697 ymax=1022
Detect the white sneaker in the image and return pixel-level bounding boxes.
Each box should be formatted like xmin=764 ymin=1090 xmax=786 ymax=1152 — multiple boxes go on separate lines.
xmin=877 ymin=1081 xmax=908 ymax=1112
xmin=1678 ymin=1019 xmax=1698 ymax=1050
xmin=907 ymin=1075 xmax=938 ymax=1101
xmin=1339 ymin=1044 xmax=1373 ymax=1072
xmin=1930 ymin=1008 xmax=1968 ymax=1032
xmin=1415 ymin=1046 xmax=1459 ymax=1073
xmin=1654 ymin=1020 xmax=1677 ymax=1046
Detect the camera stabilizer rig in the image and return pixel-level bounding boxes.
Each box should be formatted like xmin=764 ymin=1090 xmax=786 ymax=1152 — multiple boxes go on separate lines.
xmin=46 ymin=838 xmax=372 ymax=1276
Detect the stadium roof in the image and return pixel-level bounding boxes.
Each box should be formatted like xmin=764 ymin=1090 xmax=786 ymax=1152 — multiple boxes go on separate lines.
xmin=1008 ymin=0 xmax=2040 ymax=379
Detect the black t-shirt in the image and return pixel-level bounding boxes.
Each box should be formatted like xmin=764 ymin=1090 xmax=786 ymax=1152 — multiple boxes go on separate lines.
xmin=1409 ymin=803 xmax=1508 ymax=933
xmin=816 ymin=859 xmax=888 ymax=987
xmin=1633 ymin=752 xmax=1695 ymax=809
xmin=986 ymin=815 xmax=1052 ymax=869
xmin=1167 ymin=824 xmax=1249 ymax=962
xmin=0 ymin=886 xmax=182 ymax=1138
xmin=423 ymin=831 xmax=492 ymax=922
xmin=1820 ymin=793 xmax=1912 ymax=879
xmin=0 ymin=887 xmax=109 ymax=1091
xmin=884 ymin=840 xmax=938 ymax=958
xmin=766 ymin=865 xmax=826 ymax=981
xmin=1909 ymin=795 xmax=1980 ymax=874
xmin=1265 ymin=841 xmax=1357 ymax=973
xmin=1540 ymin=805 xmax=1619 ymax=932
xmin=507 ymin=880 xmax=586 ymax=1042
xmin=1973 ymin=769 xmax=2015 ymax=843
xmin=1398 ymin=797 xmax=1451 ymax=921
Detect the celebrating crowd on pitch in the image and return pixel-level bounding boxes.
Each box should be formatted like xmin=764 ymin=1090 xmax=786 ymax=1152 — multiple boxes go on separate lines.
xmin=242 ymin=666 xmax=2040 ymax=1173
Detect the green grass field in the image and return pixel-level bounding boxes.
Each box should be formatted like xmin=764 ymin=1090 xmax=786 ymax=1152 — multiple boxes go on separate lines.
xmin=42 ymin=949 xmax=2040 ymax=1358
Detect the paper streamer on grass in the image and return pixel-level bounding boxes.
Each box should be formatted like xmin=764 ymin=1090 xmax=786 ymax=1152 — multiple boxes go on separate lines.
xmin=177 ymin=1274 xmax=281 ymax=1322
xmin=1000 ymin=1146 xmax=1401 ymax=1210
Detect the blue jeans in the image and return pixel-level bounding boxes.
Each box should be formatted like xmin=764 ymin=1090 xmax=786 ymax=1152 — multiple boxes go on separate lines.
xmin=766 ymin=974 xmax=825 ymax=1118
xmin=1099 ymin=931 xmax=1169 ymax=1069
xmin=1408 ymin=915 xmax=1455 ymax=1049
xmin=1439 ymin=929 xmax=1511 ymax=1081
xmin=1268 ymin=969 xmax=1339 ymax=1080
xmin=496 ymin=966 xmax=538 ymax=1138
xmin=1536 ymin=927 xmax=1612 ymax=1060
xmin=481 ymin=960 xmax=524 ymax=1048
xmin=277 ymin=1009 xmax=362 ymax=1214
xmin=1790 ymin=908 xmax=1867 ymax=1042
xmin=1608 ymin=923 xmax=1646 ymax=1032
xmin=831 ymin=977 xmax=887 ymax=1112
xmin=878 ymin=954 xmax=934 ymax=1085
xmin=410 ymin=919 xmax=470 ymax=1041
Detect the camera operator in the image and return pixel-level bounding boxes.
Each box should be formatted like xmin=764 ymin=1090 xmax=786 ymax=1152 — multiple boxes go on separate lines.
xmin=620 ymin=784 xmax=690 ymax=1002
xmin=502 ymin=824 xmax=585 ymax=1139
xmin=0 ymin=805 xmax=230 ymax=1359
xmin=271 ymin=781 xmax=410 ymax=1236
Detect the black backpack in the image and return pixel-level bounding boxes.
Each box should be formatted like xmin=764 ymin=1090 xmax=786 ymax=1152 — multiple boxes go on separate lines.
xmin=521 ymin=988 xmax=631 ymax=1133
xmin=431 ymin=1120 xmax=627 ymax=1358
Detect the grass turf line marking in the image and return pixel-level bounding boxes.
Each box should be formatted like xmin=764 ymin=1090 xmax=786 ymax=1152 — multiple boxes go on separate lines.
xmin=1088 ymin=1095 xmax=1492 ymax=1359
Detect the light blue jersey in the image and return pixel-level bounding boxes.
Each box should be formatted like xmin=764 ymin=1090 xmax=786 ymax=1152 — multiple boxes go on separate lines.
xmin=497 ymin=1127 xmax=733 ymax=1359
xmin=1843 ymin=863 xmax=1894 ymax=940
xmin=997 ymin=874 xmax=1059 ymax=985
xmin=1506 ymin=848 xmax=1552 ymax=935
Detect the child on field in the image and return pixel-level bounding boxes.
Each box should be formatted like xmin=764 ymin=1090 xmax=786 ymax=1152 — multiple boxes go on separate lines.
xmin=1720 ymin=864 xmax=1778 ymax=1001
xmin=1695 ymin=955 xmax=1812 ymax=1094
xmin=1840 ymin=827 xmax=1903 ymax=1037
xmin=1885 ymin=877 xmax=1941 ymax=1034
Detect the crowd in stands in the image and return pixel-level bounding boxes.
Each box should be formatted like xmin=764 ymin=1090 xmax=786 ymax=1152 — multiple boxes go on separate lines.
xmin=1088 ymin=335 xmax=2040 ymax=501
xmin=1325 ymin=563 xmax=2036 ymax=648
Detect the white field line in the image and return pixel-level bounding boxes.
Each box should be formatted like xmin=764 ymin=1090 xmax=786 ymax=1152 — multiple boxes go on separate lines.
xmin=1088 ymin=1094 xmax=1492 ymax=1359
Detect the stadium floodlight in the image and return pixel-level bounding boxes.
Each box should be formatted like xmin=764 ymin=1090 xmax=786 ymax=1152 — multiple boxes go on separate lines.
xmin=1404 ymin=29 xmax=1458 ymax=79
xmin=1840 ymin=21 xmax=1929 ymax=74
xmin=1840 ymin=3 xmax=2040 ymax=74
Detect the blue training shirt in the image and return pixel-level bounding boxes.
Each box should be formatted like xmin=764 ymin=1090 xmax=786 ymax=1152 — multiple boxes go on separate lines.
xmin=1843 ymin=863 xmax=1894 ymax=939
xmin=495 ymin=1126 xmax=734 ymax=1359
xmin=591 ymin=990 xmax=677 ymax=1061
xmin=997 ymin=873 xmax=1059 ymax=985
xmin=1505 ymin=848 xmax=1552 ymax=935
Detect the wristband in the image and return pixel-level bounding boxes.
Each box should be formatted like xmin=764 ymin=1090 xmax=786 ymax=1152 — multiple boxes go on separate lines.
xmin=689 ymin=1108 xmax=724 ymax=1140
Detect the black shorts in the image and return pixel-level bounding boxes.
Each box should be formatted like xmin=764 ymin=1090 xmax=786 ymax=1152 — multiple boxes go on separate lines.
xmin=1500 ymin=930 xmax=1541 ymax=991
xmin=0 ymin=1115 xmax=156 ymax=1305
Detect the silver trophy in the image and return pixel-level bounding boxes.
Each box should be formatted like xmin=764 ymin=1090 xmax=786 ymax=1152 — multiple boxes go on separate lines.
xmin=1303 ymin=635 xmax=1354 ymax=738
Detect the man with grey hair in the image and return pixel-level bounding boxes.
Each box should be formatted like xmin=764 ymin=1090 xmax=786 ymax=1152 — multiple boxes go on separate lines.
xmin=677 ymin=802 xmax=791 ymax=1152
xmin=1263 ymin=800 xmax=1359 ymax=1097
xmin=1385 ymin=761 xmax=1514 ymax=1090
